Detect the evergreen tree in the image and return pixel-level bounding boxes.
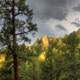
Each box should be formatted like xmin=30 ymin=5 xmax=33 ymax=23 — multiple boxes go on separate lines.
xmin=0 ymin=0 xmax=37 ymax=80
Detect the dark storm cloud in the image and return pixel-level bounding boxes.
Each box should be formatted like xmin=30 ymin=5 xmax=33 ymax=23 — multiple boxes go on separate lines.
xmin=28 ymin=0 xmax=80 ymax=20
xmin=28 ymin=0 xmax=68 ymax=20
xmin=42 ymin=7 xmax=67 ymax=20
xmin=27 ymin=0 xmax=80 ymax=37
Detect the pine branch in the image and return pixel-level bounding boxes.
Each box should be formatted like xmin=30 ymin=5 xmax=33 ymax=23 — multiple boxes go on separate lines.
xmin=15 ymin=30 xmax=31 ymax=35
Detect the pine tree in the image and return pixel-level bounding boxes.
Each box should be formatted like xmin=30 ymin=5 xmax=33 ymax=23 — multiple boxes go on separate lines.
xmin=0 ymin=0 xmax=37 ymax=80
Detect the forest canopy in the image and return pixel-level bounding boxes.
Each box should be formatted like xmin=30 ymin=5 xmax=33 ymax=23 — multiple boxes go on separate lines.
xmin=0 ymin=29 xmax=80 ymax=80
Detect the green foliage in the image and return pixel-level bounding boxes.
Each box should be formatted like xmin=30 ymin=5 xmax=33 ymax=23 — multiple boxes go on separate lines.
xmin=0 ymin=55 xmax=13 ymax=80
xmin=0 ymin=29 xmax=80 ymax=80
xmin=0 ymin=0 xmax=37 ymax=53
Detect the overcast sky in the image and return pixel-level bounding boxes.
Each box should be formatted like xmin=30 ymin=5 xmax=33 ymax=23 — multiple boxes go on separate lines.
xmin=27 ymin=0 xmax=80 ymax=38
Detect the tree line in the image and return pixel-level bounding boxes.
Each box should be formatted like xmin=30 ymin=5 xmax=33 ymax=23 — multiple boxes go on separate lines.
xmin=0 ymin=29 xmax=80 ymax=80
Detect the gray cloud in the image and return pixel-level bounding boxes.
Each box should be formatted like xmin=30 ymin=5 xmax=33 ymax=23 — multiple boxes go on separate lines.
xmin=27 ymin=0 xmax=80 ymax=37
xmin=56 ymin=25 xmax=67 ymax=31
xmin=28 ymin=0 xmax=80 ymax=20
xmin=28 ymin=0 xmax=67 ymax=20
xmin=73 ymin=4 xmax=80 ymax=11
xmin=36 ymin=20 xmax=55 ymax=37
xmin=72 ymin=22 xmax=80 ymax=27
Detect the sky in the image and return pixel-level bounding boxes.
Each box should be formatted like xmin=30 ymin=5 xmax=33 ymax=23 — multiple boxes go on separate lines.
xmin=27 ymin=0 xmax=80 ymax=38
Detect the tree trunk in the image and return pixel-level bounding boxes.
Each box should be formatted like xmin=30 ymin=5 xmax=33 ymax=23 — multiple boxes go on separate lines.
xmin=12 ymin=0 xmax=19 ymax=80
xmin=13 ymin=54 xmax=19 ymax=80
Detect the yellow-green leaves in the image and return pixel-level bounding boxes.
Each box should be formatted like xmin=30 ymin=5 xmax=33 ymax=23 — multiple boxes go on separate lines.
xmin=41 ymin=36 xmax=49 ymax=49
xmin=0 ymin=54 xmax=6 ymax=68
xmin=38 ymin=52 xmax=46 ymax=62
